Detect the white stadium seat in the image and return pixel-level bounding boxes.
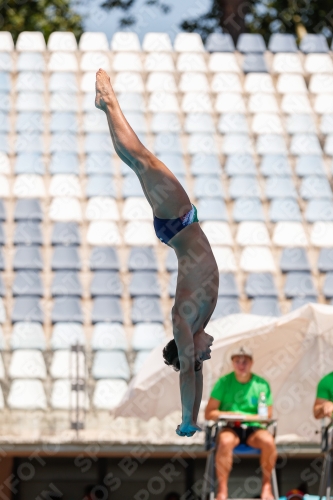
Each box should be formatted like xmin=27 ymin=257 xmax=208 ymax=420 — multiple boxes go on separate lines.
xmin=87 ymin=221 xmax=122 ymax=246
xmin=211 ymin=73 xmax=242 ymax=93
xmin=0 ymin=32 xmax=14 ymax=51
xmin=49 ymin=197 xmax=82 ymax=222
xmin=201 ymin=222 xmax=233 ymax=246
xmin=240 ymin=247 xmax=276 ymax=273
xmin=47 ymin=32 xmax=77 ymax=51
xmin=142 ymin=32 xmax=172 ymax=52
xmin=148 ymin=92 xmax=179 ymax=113
xmin=80 ymin=51 xmax=111 ymax=72
xmin=91 ymin=323 xmax=128 ymax=351
xmin=124 ymin=221 xmax=156 ymax=246
xmin=187 ymin=134 xmax=218 ymax=154
xmin=50 ymin=350 xmax=86 ymax=379
xmin=174 ymin=33 xmax=204 ymax=52
xmin=50 ymin=92 xmax=78 ymax=112
xmin=304 ymin=54 xmax=333 ymax=74
xmin=144 ymin=52 xmax=175 ymax=72
xmin=86 ymin=197 xmax=119 ymax=221
xmin=16 ymin=32 xmax=46 ymax=52
xmin=8 ymin=379 xmax=47 ymax=410
xmin=122 ymin=197 xmax=152 ymax=221
xmin=248 ymin=93 xmax=279 ymax=113
xmin=209 ymin=53 xmax=240 ymax=73
xmin=79 ymin=32 xmax=109 ymax=51
xmin=132 ymin=323 xmax=166 ymax=350
xmin=13 ymin=174 xmax=46 ymax=198
xmin=51 ymin=380 xmax=89 ymax=410
xmin=211 ymin=246 xmax=237 ymax=272
xmin=0 ymin=355 xmax=5 ymax=380
xmin=215 ymin=93 xmax=245 ymax=113
xmin=111 ymin=32 xmax=141 ymax=52
xmin=0 ymin=153 xmax=10 ymax=174
xmin=281 ymin=94 xmax=312 ymax=114
xmin=10 ymin=322 xmax=45 ymax=351
xmin=272 ymin=53 xmax=303 ymax=74
xmin=276 ymin=74 xmax=307 ymax=94
xmin=83 ymin=110 xmax=109 ymax=133
xmin=236 ymin=222 xmax=271 ymax=246
xmin=252 ymin=114 xmax=283 ymax=135
xmin=180 ymin=73 xmax=209 ymax=92
xmin=51 ymin=323 xmax=85 ymax=350
xmin=310 ymin=222 xmax=333 ymax=247
xmin=80 ymin=72 xmax=96 ymax=92
xmin=244 ymin=73 xmax=274 ymax=94
xmin=324 ymin=135 xmax=333 ymax=155
xmin=0 ymin=175 xmax=10 ymax=198
xmin=223 ymin=133 xmax=253 ymax=155
xmin=309 ymin=74 xmax=333 ymax=94
xmin=314 ymin=95 xmax=333 ymax=115
xmin=176 ymin=53 xmax=207 ymax=72
xmin=290 ymin=134 xmax=322 ymax=155
xmin=48 ymin=52 xmax=78 ymax=72
xmin=113 ymin=52 xmax=142 ymax=72
xmin=0 ymin=299 xmax=5 ymax=324
xmin=146 ymin=72 xmax=177 ymax=93
xmin=113 ymin=72 xmax=144 ymax=93
xmin=9 ymin=350 xmax=47 ymax=379
xmin=93 ymin=379 xmax=128 ymax=410
xmin=16 ymin=92 xmax=45 ymax=112
xmin=181 ymin=92 xmax=212 ymax=113
xmin=272 ymin=222 xmax=308 ymax=247
xmin=133 ymin=351 xmax=151 ymax=375
xmin=49 ymin=175 xmax=82 ymax=198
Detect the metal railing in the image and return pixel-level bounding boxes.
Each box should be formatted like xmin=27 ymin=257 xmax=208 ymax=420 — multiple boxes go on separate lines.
xmin=318 ymin=419 xmax=333 ymax=500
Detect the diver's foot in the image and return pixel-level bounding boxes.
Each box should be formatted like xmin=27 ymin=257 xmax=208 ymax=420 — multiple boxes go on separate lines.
xmin=95 ymin=68 xmax=113 ymax=111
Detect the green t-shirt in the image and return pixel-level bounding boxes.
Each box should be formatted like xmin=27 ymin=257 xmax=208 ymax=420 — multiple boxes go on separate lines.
xmin=317 ymin=372 xmax=333 ymax=401
xmin=210 ymin=372 xmax=273 ymax=426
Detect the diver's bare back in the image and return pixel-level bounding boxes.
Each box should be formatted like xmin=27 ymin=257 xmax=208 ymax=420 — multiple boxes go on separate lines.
xmin=169 ymin=222 xmax=219 ymax=333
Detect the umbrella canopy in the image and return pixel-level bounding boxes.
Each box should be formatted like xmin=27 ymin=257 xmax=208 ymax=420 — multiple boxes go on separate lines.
xmin=114 ymin=304 xmax=333 ymax=443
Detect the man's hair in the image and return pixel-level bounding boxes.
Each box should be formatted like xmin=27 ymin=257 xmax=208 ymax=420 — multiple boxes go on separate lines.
xmin=163 ymin=339 xmax=180 ymax=371
xmin=162 ymin=339 xmax=202 ymax=372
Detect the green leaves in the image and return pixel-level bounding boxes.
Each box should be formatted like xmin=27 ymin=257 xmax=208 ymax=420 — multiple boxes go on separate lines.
xmin=99 ymin=0 xmax=332 ymax=44
xmin=0 ymin=0 xmax=84 ymax=42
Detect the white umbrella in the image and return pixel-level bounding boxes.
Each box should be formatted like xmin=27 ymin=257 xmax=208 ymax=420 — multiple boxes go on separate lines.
xmin=114 ymin=304 xmax=333 ymax=442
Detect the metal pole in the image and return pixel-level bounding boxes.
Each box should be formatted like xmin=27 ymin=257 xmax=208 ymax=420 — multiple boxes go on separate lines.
xmin=76 ymin=341 xmax=79 ymax=440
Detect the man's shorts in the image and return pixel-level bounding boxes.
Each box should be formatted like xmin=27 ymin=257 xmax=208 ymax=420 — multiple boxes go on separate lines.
xmin=223 ymin=425 xmax=262 ymax=445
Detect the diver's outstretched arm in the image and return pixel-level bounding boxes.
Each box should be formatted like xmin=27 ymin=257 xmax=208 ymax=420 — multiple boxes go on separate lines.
xmin=174 ymin=317 xmax=202 ymax=437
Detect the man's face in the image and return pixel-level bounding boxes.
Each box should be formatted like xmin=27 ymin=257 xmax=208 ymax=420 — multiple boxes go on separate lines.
xmin=232 ymin=355 xmax=253 ymax=377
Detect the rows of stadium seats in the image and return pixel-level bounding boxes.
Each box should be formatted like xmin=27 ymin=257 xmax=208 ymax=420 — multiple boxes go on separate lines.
xmin=0 ymin=28 xmax=333 ymax=410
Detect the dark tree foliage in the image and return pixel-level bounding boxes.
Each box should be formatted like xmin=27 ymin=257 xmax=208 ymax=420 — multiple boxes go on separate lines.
xmin=0 ymin=0 xmax=84 ymax=42
xmin=247 ymin=0 xmax=333 ymax=42
xmin=101 ymin=0 xmax=333 ymax=43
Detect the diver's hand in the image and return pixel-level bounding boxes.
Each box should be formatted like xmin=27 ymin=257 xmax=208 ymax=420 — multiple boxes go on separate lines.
xmin=176 ymin=422 xmax=202 ymax=437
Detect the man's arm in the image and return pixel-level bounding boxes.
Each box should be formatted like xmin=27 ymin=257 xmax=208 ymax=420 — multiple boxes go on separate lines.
xmin=313 ymin=398 xmax=333 ymax=419
xmin=205 ymin=399 xmax=273 ymax=421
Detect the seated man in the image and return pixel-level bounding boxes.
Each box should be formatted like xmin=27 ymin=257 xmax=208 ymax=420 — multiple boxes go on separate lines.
xmin=313 ymin=371 xmax=333 ymax=419
xmin=205 ymin=346 xmax=277 ymax=500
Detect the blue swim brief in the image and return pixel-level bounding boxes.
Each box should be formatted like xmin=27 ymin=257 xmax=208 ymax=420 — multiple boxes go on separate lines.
xmin=153 ymin=204 xmax=199 ymax=245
